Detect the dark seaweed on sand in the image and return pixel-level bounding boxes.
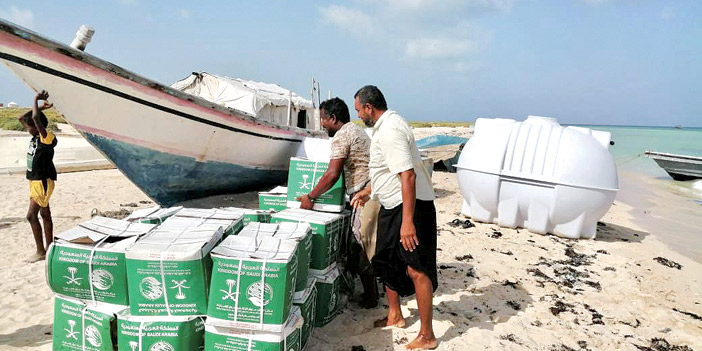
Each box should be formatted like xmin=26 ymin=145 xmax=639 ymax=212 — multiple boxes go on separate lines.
xmin=633 ymin=338 xmax=694 ymax=351
xmin=506 ymin=300 xmax=521 ymax=310
xmin=455 ymin=254 xmax=473 ymax=261
xmin=530 ymin=247 xmax=602 ymax=293
xmin=584 ymin=304 xmax=604 ymax=325
xmin=527 ymin=268 xmax=552 ymax=281
xmin=502 ymin=280 xmax=520 ymax=289
xmin=672 ymin=308 xmax=702 ymax=321
xmin=550 ymin=300 xmax=575 ymax=316
xmin=653 ymin=257 xmax=683 ymax=270
xmin=500 ymin=334 xmax=522 ymax=345
xmin=448 ymin=218 xmax=474 ymax=229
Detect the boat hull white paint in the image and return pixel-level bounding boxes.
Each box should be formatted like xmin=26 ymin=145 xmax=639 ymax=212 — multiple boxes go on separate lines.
xmin=0 ymin=20 xmax=322 ymax=204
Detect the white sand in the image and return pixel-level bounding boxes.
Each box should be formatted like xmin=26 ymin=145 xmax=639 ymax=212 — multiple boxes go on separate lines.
xmin=0 ymin=128 xmax=700 ymax=350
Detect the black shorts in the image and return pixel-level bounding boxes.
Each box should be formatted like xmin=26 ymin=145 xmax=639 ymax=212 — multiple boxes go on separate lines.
xmin=373 ymin=200 xmax=438 ymax=297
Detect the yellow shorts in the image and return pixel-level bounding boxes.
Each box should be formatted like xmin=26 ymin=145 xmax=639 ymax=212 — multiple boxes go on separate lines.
xmin=29 ymin=179 xmax=55 ymax=208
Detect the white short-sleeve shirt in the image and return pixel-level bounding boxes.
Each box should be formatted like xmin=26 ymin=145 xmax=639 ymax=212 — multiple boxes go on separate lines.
xmin=369 ymin=110 xmax=435 ymax=209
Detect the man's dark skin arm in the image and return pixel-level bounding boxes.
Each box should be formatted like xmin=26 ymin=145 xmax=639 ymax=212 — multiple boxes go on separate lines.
xmin=399 ymin=169 xmax=419 ymax=252
xmin=296 ymin=158 xmax=344 ymax=209
xmin=32 ymin=90 xmax=50 ymax=139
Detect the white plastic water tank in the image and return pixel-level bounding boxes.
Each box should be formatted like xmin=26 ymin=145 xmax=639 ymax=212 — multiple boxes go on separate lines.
xmin=456 ymin=116 xmax=618 ymax=239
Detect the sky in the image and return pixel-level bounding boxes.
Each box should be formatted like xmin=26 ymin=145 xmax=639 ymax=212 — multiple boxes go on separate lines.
xmin=0 ymin=0 xmax=700 ymax=127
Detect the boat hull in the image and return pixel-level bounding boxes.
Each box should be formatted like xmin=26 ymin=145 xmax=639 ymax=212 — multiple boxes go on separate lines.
xmin=84 ymin=133 xmax=286 ymax=205
xmin=0 ymin=20 xmax=321 ymax=205
xmin=650 ymin=158 xmax=702 ymax=181
xmin=646 ymin=151 xmax=702 ymax=181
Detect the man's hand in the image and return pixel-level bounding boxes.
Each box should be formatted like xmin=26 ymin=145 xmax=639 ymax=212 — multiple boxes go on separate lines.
xmin=295 ymin=194 xmax=314 ymax=210
xmin=350 ymin=186 xmax=371 ymax=209
xmin=39 ymin=101 xmax=53 ymax=110
xmin=400 ymin=219 xmax=419 ymax=252
xmin=35 ymin=90 xmax=49 ymax=101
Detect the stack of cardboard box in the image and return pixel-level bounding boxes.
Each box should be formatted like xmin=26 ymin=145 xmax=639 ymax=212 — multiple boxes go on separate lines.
xmin=49 ymin=208 xmax=247 ymax=351
xmin=48 ymin=216 xmax=156 ymax=350
xmin=50 ymin=154 xmax=354 ymax=350
xmin=270 ymin=209 xmax=345 ymax=328
xmin=205 ymin=227 xmax=304 ymax=350
xmin=118 ymin=208 xmax=244 ymax=350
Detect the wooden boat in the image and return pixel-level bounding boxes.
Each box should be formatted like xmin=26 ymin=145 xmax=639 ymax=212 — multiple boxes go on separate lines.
xmin=0 ymin=20 xmax=325 ymax=205
xmin=645 ymin=151 xmax=702 ymax=181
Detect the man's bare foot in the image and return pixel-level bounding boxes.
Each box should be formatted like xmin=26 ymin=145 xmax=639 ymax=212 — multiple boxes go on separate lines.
xmin=26 ymin=252 xmax=46 ymax=263
xmin=406 ymin=334 xmax=439 ymax=350
xmin=373 ymin=316 xmax=406 ymax=328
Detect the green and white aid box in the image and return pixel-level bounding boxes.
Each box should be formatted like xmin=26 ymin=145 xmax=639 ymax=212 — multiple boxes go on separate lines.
xmin=125 ymin=216 xmax=225 ymax=316
xmin=270 ymin=209 xmax=344 ymax=273
xmin=46 ymin=217 xmax=156 ymax=305
xmin=53 ymin=295 xmax=126 ymax=351
xmin=286 ymin=157 xmax=345 ymax=213
xmin=125 ymin=206 xmax=183 ymax=224
xmin=117 ymin=311 xmax=205 ymax=351
xmin=258 ymin=186 xmax=288 ymax=212
xmin=207 ymin=235 xmax=298 ymax=332
xmin=311 ymin=264 xmax=342 ymax=328
xmin=171 ymin=207 xmax=245 ymax=236
xmin=219 ymin=207 xmax=274 ymax=225
xmin=238 ymin=222 xmax=312 ymax=292
xmin=293 ymin=278 xmax=317 ymax=349
xmin=204 ymin=307 xmax=303 ymax=351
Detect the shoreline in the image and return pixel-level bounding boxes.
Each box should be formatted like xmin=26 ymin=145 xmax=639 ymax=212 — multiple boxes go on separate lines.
xmin=616 ymin=170 xmax=702 ymax=263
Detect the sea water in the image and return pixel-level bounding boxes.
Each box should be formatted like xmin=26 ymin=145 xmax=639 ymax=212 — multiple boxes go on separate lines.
xmin=582 ymin=125 xmax=702 ymax=199
xmin=582 ymin=125 xmax=702 ymax=262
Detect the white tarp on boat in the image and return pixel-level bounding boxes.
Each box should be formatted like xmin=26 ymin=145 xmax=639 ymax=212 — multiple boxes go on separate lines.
xmin=171 ymin=72 xmax=316 ymax=128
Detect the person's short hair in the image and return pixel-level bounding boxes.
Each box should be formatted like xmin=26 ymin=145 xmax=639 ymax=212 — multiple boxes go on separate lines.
xmin=354 ymin=85 xmax=387 ymax=111
xmin=20 ymin=110 xmax=48 ymax=128
xmin=319 ymin=97 xmax=350 ymax=124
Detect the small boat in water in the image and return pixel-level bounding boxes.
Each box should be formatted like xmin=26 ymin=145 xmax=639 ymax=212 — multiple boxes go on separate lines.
xmin=0 ymin=20 xmax=326 ymax=205
xmin=645 ymin=151 xmax=702 ymax=181
xmin=416 ymin=134 xmax=469 ymax=172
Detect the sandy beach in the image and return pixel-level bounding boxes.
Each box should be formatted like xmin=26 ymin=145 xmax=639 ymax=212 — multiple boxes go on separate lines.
xmin=0 ymin=129 xmax=700 ymax=350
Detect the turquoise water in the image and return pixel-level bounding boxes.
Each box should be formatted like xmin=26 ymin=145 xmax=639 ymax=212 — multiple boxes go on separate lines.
xmin=580 ymin=125 xmax=702 ymax=198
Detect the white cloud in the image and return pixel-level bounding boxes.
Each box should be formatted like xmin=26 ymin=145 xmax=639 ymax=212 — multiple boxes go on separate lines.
xmin=452 ymin=61 xmax=482 ymax=73
xmin=320 ymin=2 xmax=495 ymax=72
xmin=0 ymin=6 xmax=35 ymax=29
xmin=658 ymin=6 xmax=675 ymax=20
xmin=464 ymin=0 xmax=515 ymax=12
xmin=320 ymin=5 xmax=374 ymax=37
xmin=405 ymin=37 xmax=477 ymax=59
xmin=582 ymin=0 xmax=609 ymax=5
xmin=361 ymin=0 xmax=514 ymax=13
xmin=376 ymin=0 xmax=441 ymax=11
xmin=179 ymin=9 xmax=190 ymax=19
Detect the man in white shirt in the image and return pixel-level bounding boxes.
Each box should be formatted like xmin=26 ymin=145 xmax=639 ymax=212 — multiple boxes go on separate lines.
xmin=351 ymin=85 xmax=438 ymax=350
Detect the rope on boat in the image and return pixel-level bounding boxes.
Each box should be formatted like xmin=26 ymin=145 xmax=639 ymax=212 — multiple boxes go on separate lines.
xmin=615 ymin=153 xmax=644 ymax=165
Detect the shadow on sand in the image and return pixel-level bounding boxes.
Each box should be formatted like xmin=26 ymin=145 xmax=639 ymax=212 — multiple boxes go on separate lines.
xmin=177 ymin=190 xmax=260 ymax=209
xmin=433 ymin=187 xmax=456 ymax=199
xmin=594 ymin=221 xmax=650 ymax=243
xmin=309 ymin=295 xmax=397 ymax=351
xmin=0 ymin=323 xmax=52 ymax=348
xmin=402 ymin=262 xmax=533 ymax=345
